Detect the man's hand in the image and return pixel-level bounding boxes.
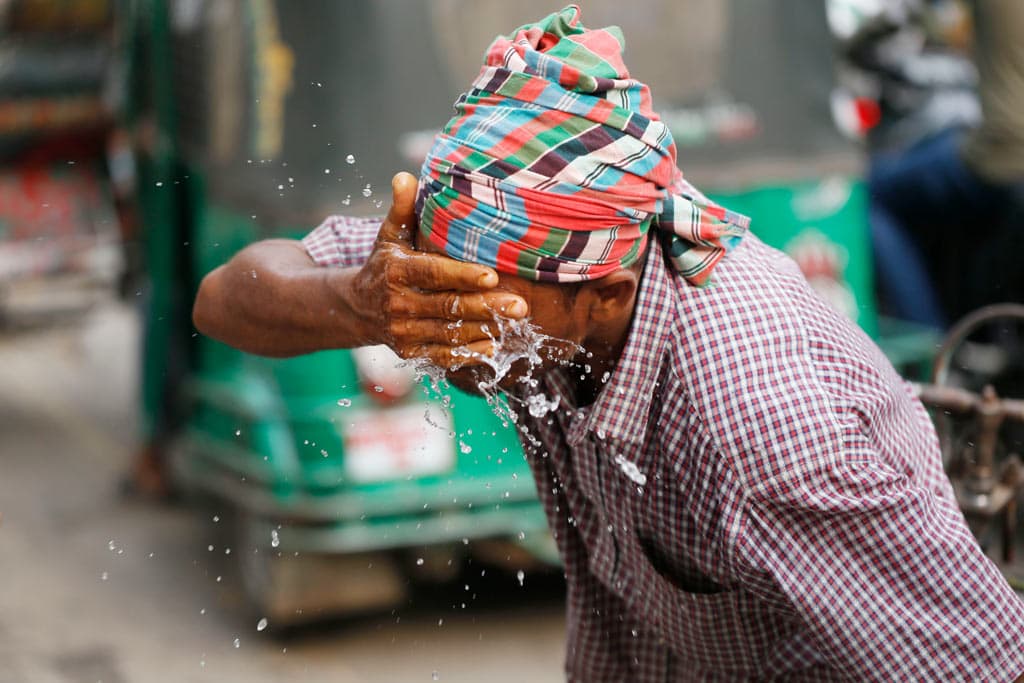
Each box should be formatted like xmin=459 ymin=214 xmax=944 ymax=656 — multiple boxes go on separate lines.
xmin=340 ymin=172 xmax=528 ymax=368
xmin=193 ymin=172 xmax=528 ymax=361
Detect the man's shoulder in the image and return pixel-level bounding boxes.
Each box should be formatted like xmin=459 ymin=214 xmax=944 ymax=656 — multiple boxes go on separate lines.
xmin=655 ymin=234 xmax=915 ymax=467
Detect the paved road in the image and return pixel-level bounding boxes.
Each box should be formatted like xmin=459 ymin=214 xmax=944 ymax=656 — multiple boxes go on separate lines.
xmin=0 ymin=303 xmax=566 ymax=683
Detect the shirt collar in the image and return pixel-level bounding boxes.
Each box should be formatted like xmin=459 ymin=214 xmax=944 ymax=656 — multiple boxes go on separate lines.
xmin=558 ymin=238 xmax=675 ymax=446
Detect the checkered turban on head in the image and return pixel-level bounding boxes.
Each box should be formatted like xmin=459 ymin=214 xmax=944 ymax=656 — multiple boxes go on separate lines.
xmin=416 ymin=4 xmax=749 ymax=285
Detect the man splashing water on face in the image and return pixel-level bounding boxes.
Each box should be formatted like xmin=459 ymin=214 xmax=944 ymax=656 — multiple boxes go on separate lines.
xmin=194 ymin=7 xmax=1024 ymax=681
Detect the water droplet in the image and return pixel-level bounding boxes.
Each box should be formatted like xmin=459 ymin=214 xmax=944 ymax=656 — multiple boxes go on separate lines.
xmin=614 ymin=454 xmax=647 ymax=486
xmin=235 ymin=429 xmax=242 ymax=436
xmin=415 ymin=557 xmax=425 ymax=566
xmin=256 ymin=617 xmax=268 ymax=632
xmin=459 ymin=441 xmax=472 ymax=454
xmin=516 ymin=569 xmax=525 ymax=586
xmin=270 ymin=529 xmax=280 ymax=548
xmin=362 ymin=185 xmax=373 ymax=198
xmin=155 ymin=181 xmax=163 ymax=187
xmin=207 ymin=544 xmax=214 ymax=552
xmin=346 ymin=154 xmax=356 ymax=164
xmin=373 ymin=385 xmax=384 ymax=393
xmin=341 ymin=195 xmax=351 ymax=206
xmin=432 ymin=672 xmax=440 ymax=681
xmin=100 ymin=571 xmax=109 ymax=581
xmin=108 ymin=540 xmax=116 ymax=551
xmin=233 ymin=637 xmax=241 ymax=648
xmin=337 ymin=398 xmax=352 ymax=407
xmin=277 ymin=184 xmax=284 ymax=190
xmin=224 ymin=548 xmax=231 ymax=555
xmin=324 ymin=168 xmax=331 ymax=174
xmin=526 ymin=393 xmax=559 ymax=418
xmin=216 ymin=575 xmax=222 ymax=583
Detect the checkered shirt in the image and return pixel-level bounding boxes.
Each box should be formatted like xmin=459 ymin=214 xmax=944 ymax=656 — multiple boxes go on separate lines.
xmin=303 ymin=215 xmax=1024 ymax=682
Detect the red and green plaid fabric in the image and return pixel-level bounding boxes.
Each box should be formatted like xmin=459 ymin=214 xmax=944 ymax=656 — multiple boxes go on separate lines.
xmin=416 ymin=4 xmax=749 ymax=285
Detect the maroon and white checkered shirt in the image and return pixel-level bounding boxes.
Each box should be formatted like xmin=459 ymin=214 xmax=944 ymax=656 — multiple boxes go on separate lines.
xmin=304 ymin=216 xmax=1024 ymax=682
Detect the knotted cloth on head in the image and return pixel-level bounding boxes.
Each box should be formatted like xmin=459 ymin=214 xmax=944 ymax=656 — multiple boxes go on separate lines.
xmin=416 ymin=4 xmax=749 ymax=285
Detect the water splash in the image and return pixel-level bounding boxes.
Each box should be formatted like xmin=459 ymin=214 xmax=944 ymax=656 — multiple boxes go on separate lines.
xmin=525 ymin=392 xmax=560 ymax=418
xmin=402 ymin=312 xmax=580 ymax=441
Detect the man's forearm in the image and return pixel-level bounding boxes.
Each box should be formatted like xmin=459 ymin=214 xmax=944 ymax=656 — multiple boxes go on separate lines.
xmin=193 ymin=238 xmax=375 ymax=357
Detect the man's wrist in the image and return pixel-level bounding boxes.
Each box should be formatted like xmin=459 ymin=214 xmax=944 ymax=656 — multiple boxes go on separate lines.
xmin=321 ymin=266 xmax=382 ymax=349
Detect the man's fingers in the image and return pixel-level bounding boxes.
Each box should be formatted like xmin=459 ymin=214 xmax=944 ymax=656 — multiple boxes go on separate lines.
xmin=393 ymin=251 xmax=500 ymax=291
xmin=390 ymin=290 xmax=528 ymax=320
xmin=397 ymin=340 xmax=496 ymax=368
xmin=376 ymin=172 xmax=419 ymax=244
xmin=390 ymin=319 xmax=499 ymax=346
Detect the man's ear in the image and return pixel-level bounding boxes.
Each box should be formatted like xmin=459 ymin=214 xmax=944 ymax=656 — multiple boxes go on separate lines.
xmin=581 ymin=268 xmax=640 ymax=324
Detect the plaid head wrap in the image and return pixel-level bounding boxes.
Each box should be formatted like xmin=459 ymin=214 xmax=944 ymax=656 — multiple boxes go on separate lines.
xmin=416 ymin=5 xmax=749 ymax=285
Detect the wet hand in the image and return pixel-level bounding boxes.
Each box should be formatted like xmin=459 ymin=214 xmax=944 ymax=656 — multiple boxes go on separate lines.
xmin=342 ymin=172 xmax=529 ymax=368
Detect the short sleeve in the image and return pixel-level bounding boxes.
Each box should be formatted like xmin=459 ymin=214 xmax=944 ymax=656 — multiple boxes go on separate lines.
xmin=302 ymin=214 xmax=382 ymax=267
xmin=736 ymin=449 xmax=1024 ymax=681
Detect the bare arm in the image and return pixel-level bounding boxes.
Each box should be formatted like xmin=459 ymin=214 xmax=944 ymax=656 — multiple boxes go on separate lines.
xmin=193 ymin=172 xmax=529 ymax=362
xmin=192 ymin=238 xmax=369 ymax=357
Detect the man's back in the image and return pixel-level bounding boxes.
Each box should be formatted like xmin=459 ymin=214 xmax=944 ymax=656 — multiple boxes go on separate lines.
xmin=515 ymin=234 xmax=1022 ymax=681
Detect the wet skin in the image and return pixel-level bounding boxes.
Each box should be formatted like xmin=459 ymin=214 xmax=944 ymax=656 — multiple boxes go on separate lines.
xmin=411 ymin=211 xmax=642 ymax=405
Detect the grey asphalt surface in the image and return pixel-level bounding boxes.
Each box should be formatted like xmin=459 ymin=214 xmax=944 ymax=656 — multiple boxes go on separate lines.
xmin=0 ymin=302 xmax=566 ymax=683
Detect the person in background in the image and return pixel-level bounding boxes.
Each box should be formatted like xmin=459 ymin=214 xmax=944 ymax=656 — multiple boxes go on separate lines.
xmin=861 ymin=0 xmax=1024 ymax=327
xmin=193 ymin=7 xmax=1024 ymax=681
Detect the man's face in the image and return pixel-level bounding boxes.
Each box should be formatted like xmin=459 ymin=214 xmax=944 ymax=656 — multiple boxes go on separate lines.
xmin=415 ymin=234 xmax=586 ymax=396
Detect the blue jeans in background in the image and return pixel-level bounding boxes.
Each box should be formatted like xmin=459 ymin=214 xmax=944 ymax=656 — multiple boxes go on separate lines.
xmin=868 ymin=128 xmax=1015 ymax=329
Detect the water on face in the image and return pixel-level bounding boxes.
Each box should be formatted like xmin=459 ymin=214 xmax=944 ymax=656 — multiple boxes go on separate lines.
xmin=402 ymin=313 xmax=580 ymax=426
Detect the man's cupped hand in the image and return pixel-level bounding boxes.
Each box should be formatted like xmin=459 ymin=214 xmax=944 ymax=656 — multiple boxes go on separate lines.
xmin=335 ymin=172 xmax=529 ymax=369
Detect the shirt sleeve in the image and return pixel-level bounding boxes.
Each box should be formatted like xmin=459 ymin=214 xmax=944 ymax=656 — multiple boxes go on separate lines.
xmin=734 ymin=443 xmax=1024 ymax=682
xmin=301 ymin=214 xmax=383 ymax=267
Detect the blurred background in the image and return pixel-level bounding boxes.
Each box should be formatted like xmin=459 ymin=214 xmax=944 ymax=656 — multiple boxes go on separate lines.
xmin=1 ymin=1 xmax=1021 ymax=681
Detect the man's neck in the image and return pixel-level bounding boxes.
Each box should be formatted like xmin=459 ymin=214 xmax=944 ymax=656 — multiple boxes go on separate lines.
xmin=573 ymin=299 xmax=637 ymax=406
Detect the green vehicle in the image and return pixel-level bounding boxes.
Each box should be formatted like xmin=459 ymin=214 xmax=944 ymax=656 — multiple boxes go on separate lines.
xmin=125 ymin=0 xmax=935 ymax=623
xmin=123 ymin=0 xmax=551 ymax=625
